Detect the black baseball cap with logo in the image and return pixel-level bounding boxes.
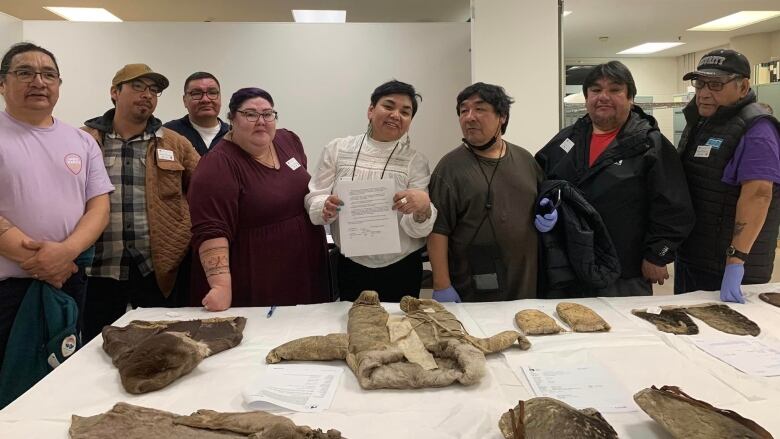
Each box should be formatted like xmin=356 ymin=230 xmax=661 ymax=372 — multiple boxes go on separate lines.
xmin=682 ymin=49 xmax=751 ymax=80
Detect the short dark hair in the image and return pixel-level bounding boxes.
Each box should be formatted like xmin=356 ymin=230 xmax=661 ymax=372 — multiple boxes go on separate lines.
xmin=183 ymin=71 xmax=220 ymax=93
xmin=227 ymin=87 xmax=274 ymax=120
xmin=370 ymin=80 xmax=421 ymax=117
xmin=456 ymin=82 xmax=514 ymax=134
xmin=582 ymin=61 xmax=637 ymax=100
xmin=0 ymin=42 xmax=60 ymax=81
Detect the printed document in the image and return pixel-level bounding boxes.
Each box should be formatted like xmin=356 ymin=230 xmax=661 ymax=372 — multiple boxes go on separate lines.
xmin=693 ymin=338 xmax=780 ymax=377
xmin=337 ymin=179 xmax=401 ymax=257
xmin=243 ymin=364 xmax=343 ymax=412
xmin=521 ymin=364 xmax=635 ymax=413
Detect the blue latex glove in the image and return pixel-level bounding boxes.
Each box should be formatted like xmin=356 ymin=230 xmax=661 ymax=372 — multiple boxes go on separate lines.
xmin=720 ymin=263 xmax=745 ymax=304
xmin=534 ymin=198 xmax=558 ymax=233
xmin=432 ymin=285 xmax=461 ymax=303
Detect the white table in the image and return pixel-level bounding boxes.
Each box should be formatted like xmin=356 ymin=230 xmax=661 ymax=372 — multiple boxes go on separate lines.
xmin=2 ymin=286 xmax=780 ymax=438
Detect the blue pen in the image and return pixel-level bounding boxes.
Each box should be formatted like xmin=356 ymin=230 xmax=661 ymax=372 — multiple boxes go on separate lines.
xmin=266 ymin=305 xmax=277 ymax=318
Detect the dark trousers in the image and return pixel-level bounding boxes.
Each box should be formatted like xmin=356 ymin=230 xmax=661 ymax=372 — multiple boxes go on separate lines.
xmin=83 ymin=261 xmax=188 ymax=343
xmin=674 ymin=260 xmax=722 ymax=294
xmin=337 ymin=249 xmax=423 ymax=302
xmin=593 ymin=276 xmax=653 ymax=297
xmin=0 ymin=267 xmax=87 ymax=370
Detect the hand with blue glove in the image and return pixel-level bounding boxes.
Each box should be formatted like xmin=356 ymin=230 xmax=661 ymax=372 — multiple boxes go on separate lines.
xmin=432 ymin=285 xmax=461 ymax=303
xmin=720 ymin=263 xmax=745 ymax=304
xmin=534 ymin=198 xmax=558 ymax=233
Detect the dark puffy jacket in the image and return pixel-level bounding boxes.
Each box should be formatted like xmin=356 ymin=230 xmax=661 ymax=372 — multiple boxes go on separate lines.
xmin=536 ymin=179 xmax=621 ymax=298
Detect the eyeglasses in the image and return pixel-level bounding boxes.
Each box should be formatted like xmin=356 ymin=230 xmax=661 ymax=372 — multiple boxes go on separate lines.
xmin=236 ymin=109 xmax=278 ymax=123
xmin=128 ymin=80 xmax=163 ymax=96
xmin=186 ymin=89 xmax=220 ymax=100
xmin=691 ymin=76 xmax=738 ymax=92
xmin=4 ymin=69 xmax=60 ymax=84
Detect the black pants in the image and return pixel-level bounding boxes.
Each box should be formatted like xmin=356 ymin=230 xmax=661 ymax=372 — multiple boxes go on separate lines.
xmin=0 ymin=267 xmax=87 ymax=370
xmin=83 ymin=262 xmax=188 ymax=343
xmin=674 ymin=260 xmax=722 ymax=294
xmin=337 ymin=249 xmax=423 ymax=302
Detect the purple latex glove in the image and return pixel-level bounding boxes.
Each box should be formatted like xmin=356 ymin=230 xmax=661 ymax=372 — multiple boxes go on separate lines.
xmin=720 ymin=263 xmax=745 ymax=304
xmin=534 ymin=198 xmax=558 ymax=233
xmin=432 ymin=285 xmax=461 ymax=303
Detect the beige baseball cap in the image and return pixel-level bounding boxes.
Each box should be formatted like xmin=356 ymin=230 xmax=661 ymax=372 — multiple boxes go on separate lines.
xmin=111 ymin=63 xmax=169 ymax=90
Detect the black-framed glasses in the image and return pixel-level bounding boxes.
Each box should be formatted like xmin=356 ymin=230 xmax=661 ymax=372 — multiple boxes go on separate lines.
xmin=691 ymin=76 xmax=738 ymax=92
xmin=236 ymin=109 xmax=278 ymax=123
xmin=128 ymin=80 xmax=163 ymax=96
xmin=5 ymin=69 xmax=60 ymax=84
xmin=186 ymin=89 xmax=220 ymax=100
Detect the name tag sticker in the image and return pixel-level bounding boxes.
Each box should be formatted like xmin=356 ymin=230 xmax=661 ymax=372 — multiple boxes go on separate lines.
xmin=560 ymin=138 xmax=575 ymax=153
xmin=286 ymin=157 xmax=301 ymax=170
xmin=705 ymin=137 xmax=723 ymax=149
xmin=157 ymin=149 xmax=175 ymax=161
xmin=694 ymin=145 xmax=711 ymax=158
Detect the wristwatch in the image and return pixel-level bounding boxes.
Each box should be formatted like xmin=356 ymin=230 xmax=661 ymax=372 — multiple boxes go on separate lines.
xmin=725 ymin=245 xmax=748 ymax=262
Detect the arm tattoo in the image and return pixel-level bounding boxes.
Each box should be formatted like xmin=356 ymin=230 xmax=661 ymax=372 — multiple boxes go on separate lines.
xmin=733 ymin=221 xmax=747 ymax=237
xmin=0 ymin=216 xmax=13 ymax=237
xmin=201 ymin=246 xmax=230 ymax=278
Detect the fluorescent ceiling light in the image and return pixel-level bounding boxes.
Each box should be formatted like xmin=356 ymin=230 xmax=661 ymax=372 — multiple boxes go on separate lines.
xmin=292 ymin=10 xmax=346 ymax=23
xmin=688 ymin=11 xmax=780 ymax=31
xmin=44 ymin=7 xmax=121 ymax=22
xmin=617 ymin=42 xmax=685 ymax=55
xmin=563 ymin=11 xmax=573 ymax=17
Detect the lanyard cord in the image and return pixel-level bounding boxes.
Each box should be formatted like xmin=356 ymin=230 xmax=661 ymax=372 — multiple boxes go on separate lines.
xmin=351 ymin=133 xmax=401 ymax=181
xmin=466 ymin=140 xmax=507 ymax=246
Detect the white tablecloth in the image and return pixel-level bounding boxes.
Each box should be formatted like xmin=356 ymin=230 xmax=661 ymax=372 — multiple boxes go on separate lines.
xmin=2 ymin=287 xmax=780 ymax=438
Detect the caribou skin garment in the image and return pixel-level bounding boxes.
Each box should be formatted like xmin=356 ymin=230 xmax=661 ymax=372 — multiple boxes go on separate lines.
xmin=680 ymin=303 xmax=760 ymax=336
xmin=498 ymin=398 xmax=619 ymax=439
xmin=634 ymin=386 xmax=773 ymax=439
xmin=102 ymin=317 xmax=247 ymax=394
xmin=556 ymin=302 xmax=611 ymax=332
xmin=759 ymin=292 xmax=780 ymax=307
xmin=69 ymin=402 xmax=345 ymax=438
xmin=266 ymin=291 xmax=530 ymax=390
xmin=514 ymin=309 xmax=565 ymax=335
xmin=631 ymin=308 xmax=699 ymax=335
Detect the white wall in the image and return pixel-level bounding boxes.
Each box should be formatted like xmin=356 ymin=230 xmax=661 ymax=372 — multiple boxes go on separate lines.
xmin=730 ymin=33 xmax=772 ymax=67
xmin=565 ymin=57 xmax=679 ymax=141
xmin=772 ymin=30 xmax=780 ymax=59
xmin=471 ymin=0 xmax=560 ymax=153
xmin=21 ymin=21 xmax=470 ymax=167
xmin=0 ymin=12 xmax=22 ymax=107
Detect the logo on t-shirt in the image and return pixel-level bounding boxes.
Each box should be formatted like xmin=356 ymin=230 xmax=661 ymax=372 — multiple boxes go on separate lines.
xmin=64 ymin=153 xmax=83 ymax=175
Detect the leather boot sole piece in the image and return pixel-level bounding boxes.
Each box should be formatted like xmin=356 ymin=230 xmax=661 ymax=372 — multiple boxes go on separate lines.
xmin=681 ymin=303 xmax=760 ymax=337
xmin=515 ymin=309 xmax=564 ymax=335
xmin=631 ymin=308 xmax=699 ymax=335
xmin=759 ymin=292 xmax=780 ymax=308
xmin=634 ymin=385 xmax=773 ymax=439
xmin=556 ymin=302 xmax=610 ymax=333
xmin=498 ymin=397 xmax=619 ymax=439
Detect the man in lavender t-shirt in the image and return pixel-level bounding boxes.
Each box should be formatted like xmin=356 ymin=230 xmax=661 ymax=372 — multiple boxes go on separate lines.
xmin=0 ymin=43 xmax=113 ymax=365
xmin=676 ymin=48 xmax=780 ymax=303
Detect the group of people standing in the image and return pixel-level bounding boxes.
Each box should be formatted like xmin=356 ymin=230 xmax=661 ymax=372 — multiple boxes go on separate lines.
xmin=1 ymin=41 xmax=780 ymax=387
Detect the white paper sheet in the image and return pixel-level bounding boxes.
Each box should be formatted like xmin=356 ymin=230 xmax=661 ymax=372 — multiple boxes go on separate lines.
xmin=243 ymin=364 xmax=343 ymax=413
xmin=521 ymin=364 xmax=636 ymax=413
xmin=693 ymin=338 xmax=780 ymax=377
xmin=336 ymin=179 xmax=401 ymax=257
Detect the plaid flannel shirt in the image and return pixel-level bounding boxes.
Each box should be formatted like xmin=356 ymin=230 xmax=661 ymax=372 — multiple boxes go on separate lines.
xmin=87 ymin=130 xmax=157 ymax=280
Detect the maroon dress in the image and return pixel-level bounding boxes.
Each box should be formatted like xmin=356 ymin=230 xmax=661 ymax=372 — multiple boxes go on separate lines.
xmin=188 ymin=129 xmax=330 ymax=307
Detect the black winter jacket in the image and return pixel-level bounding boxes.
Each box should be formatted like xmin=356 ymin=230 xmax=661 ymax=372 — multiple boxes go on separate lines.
xmin=536 ymin=180 xmax=621 ymax=298
xmin=536 ymin=106 xmax=695 ymax=279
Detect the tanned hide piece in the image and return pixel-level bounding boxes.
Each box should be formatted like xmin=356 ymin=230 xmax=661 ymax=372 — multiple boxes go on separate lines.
xmin=102 ymin=317 xmax=247 ymax=394
xmin=759 ymin=292 xmax=780 ymax=308
xmin=631 ymin=308 xmax=699 ymax=335
xmin=69 ymin=402 xmax=345 ymax=439
xmin=399 ymin=296 xmax=531 ymax=352
xmin=634 ymin=386 xmax=773 ymax=439
xmin=681 ymin=303 xmax=760 ymax=337
xmin=498 ymin=398 xmax=618 ymax=439
xmin=267 ymin=291 xmax=529 ymax=390
xmin=556 ymin=302 xmax=611 ymax=332
xmin=514 ymin=309 xmax=564 ymax=335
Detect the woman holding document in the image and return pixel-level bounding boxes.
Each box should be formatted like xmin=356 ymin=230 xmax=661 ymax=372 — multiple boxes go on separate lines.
xmin=305 ymin=80 xmax=437 ymax=302
xmin=188 ymin=88 xmax=329 ymax=311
